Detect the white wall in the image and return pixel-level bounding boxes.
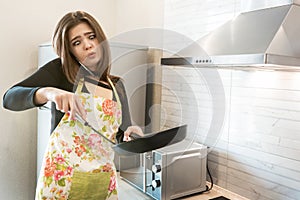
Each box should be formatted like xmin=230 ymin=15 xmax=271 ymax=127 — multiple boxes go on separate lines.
xmin=162 ymin=1 xmax=300 ymax=200
xmin=115 ymin=0 xmax=164 ymax=34
xmin=112 ymin=0 xmax=164 ymax=47
xmin=0 ymin=1 xmax=164 ymax=200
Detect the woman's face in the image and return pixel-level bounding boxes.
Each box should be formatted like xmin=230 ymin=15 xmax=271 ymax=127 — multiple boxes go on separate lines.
xmin=68 ymin=22 xmax=102 ymax=71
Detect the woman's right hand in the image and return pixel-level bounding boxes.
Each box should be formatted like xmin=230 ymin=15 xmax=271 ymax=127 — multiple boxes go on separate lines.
xmin=34 ymin=87 xmax=86 ymax=121
xmin=123 ymin=126 xmax=144 ymax=142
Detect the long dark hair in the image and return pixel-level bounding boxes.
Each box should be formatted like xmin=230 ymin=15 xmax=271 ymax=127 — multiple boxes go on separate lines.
xmin=52 ymin=11 xmax=115 ymax=84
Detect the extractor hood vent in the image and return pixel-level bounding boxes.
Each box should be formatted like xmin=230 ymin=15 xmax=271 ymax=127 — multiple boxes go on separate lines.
xmin=162 ymin=3 xmax=300 ymax=67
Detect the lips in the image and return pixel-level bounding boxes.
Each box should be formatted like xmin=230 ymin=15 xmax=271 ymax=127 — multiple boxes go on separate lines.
xmin=83 ymin=51 xmax=100 ymax=68
xmin=87 ymin=52 xmax=96 ymax=58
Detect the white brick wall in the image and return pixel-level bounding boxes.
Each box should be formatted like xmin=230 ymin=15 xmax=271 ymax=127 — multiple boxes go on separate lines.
xmin=164 ymin=0 xmax=239 ymax=41
xmin=162 ymin=1 xmax=300 ymax=199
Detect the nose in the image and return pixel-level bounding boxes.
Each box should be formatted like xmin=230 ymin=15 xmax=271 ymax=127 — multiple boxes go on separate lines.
xmin=83 ymin=39 xmax=93 ymax=50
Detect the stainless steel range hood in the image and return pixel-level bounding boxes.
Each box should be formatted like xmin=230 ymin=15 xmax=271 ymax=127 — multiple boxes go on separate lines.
xmin=161 ymin=2 xmax=300 ymax=67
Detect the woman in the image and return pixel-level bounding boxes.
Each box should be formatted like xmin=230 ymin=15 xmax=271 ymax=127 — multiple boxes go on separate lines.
xmin=3 ymin=11 xmax=142 ymax=199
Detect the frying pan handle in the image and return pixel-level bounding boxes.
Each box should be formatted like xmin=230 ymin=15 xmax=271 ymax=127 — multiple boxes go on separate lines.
xmin=130 ymin=133 xmax=142 ymax=140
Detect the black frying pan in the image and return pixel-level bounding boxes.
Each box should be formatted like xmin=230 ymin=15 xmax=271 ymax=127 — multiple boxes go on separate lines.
xmin=113 ymin=124 xmax=187 ymax=155
xmin=76 ymin=115 xmax=187 ymax=155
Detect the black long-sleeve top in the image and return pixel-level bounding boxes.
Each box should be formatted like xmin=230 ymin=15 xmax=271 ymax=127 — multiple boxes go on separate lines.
xmin=3 ymin=58 xmax=131 ymax=142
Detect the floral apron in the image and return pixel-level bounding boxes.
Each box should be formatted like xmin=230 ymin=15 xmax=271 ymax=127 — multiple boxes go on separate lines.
xmin=36 ymin=77 xmax=122 ymax=200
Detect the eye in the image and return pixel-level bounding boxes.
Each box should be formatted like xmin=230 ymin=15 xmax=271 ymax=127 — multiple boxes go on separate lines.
xmin=89 ymin=34 xmax=96 ymax=40
xmin=72 ymin=40 xmax=80 ymax=46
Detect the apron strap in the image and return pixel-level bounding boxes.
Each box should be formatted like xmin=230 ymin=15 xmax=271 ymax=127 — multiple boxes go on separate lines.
xmin=75 ymin=77 xmax=121 ymax=109
xmin=75 ymin=78 xmax=85 ymax=95
xmin=107 ymin=77 xmax=122 ymax=109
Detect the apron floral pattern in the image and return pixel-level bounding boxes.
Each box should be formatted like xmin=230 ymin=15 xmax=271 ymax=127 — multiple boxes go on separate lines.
xmin=36 ymin=78 xmax=122 ymax=200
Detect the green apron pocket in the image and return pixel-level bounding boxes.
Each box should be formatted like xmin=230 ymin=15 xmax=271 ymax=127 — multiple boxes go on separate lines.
xmin=69 ymin=170 xmax=111 ymax=200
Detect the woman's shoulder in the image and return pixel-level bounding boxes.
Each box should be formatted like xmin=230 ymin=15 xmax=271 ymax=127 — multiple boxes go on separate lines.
xmin=110 ymin=75 xmax=120 ymax=83
xmin=41 ymin=58 xmax=62 ymax=70
xmin=109 ymin=75 xmax=127 ymax=95
xmin=37 ymin=58 xmax=72 ymax=85
xmin=110 ymin=75 xmax=124 ymax=88
xmin=39 ymin=58 xmax=65 ymax=76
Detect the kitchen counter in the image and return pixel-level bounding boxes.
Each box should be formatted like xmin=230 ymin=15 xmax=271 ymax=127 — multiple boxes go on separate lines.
xmin=117 ymin=173 xmax=249 ymax=200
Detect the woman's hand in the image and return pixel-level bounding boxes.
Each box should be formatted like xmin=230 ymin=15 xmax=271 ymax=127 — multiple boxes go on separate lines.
xmin=123 ymin=126 xmax=144 ymax=142
xmin=34 ymin=87 xmax=86 ymax=120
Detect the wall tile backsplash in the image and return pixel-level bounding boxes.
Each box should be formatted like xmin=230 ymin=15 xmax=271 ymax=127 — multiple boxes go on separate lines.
xmin=162 ymin=1 xmax=300 ymax=199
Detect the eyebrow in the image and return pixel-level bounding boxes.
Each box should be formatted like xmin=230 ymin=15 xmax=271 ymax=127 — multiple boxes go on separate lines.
xmin=70 ymin=31 xmax=95 ymax=43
